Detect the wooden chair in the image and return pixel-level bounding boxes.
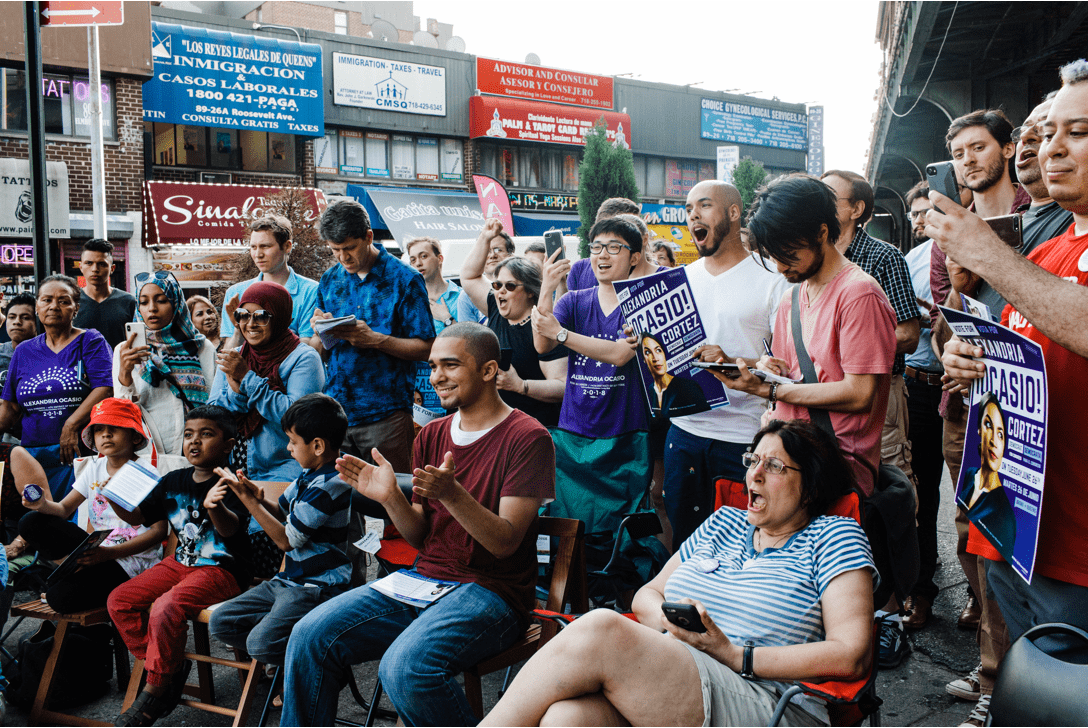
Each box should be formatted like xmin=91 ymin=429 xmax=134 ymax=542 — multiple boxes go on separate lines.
xmin=9 ymin=599 xmax=130 ymax=727
xmin=120 ymin=480 xmax=290 ymax=728
xmin=463 ymin=516 xmax=587 ymax=719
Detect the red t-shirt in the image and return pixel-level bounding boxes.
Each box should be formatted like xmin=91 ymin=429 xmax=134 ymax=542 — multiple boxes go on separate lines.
xmin=412 ymin=409 xmax=556 ymax=618
xmin=995 ymin=223 xmax=1088 ymax=587
xmin=772 ymin=264 xmax=897 ymax=495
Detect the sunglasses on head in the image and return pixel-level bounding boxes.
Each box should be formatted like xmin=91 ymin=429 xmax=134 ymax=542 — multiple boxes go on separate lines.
xmin=135 ymin=270 xmax=173 ymax=286
xmin=234 ymin=309 xmax=274 ymax=326
xmin=490 ymin=281 xmax=525 ymax=292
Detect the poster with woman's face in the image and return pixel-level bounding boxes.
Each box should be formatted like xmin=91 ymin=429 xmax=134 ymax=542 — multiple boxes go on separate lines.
xmin=615 ymin=268 xmax=725 ymax=419
xmin=943 ymin=305 xmax=1047 ymax=584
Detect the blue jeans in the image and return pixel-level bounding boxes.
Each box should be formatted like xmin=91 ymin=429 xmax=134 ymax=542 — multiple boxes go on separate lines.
xmin=282 ymin=579 xmax=522 ymax=726
xmin=664 ymin=425 xmax=749 ymax=551
xmin=986 ymin=560 xmax=1088 ymax=664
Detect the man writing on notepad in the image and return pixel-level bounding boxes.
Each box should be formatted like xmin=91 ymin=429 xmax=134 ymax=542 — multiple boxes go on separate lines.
xmin=281 ymin=322 xmax=555 ymax=726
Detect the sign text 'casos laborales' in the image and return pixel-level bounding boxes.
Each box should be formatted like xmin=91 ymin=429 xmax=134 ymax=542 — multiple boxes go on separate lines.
xmin=332 ymin=52 xmax=446 ymax=116
xmin=700 ymin=99 xmax=807 ymax=151
xmin=144 ymin=22 xmax=324 ymax=136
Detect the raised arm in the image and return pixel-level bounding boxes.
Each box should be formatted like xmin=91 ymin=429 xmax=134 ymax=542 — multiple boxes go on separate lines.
xmin=461 ymin=219 xmax=505 ymax=313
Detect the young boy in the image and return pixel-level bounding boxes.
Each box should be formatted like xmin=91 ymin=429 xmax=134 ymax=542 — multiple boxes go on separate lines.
xmin=208 ymin=393 xmax=352 ymax=667
xmin=15 ymin=398 xmax=167 ymax=613
xmin=106 ymin=404 xmax=251 ymax=727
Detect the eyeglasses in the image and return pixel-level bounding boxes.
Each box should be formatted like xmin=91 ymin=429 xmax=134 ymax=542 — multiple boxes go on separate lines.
xmin=490 ymin=281 xmax=525 ymax=292
xmin=588 ymin=241 xmax=632 ymax=255
xmin=907 ymin=209 xmax=931 ymax=220
xmin=742 ymin=451 xmax=802 ymax=475
xmin=489 ymin=247 xmax=508 ymax=256
xmin=234 ymin=309 xmax=274 ymax=327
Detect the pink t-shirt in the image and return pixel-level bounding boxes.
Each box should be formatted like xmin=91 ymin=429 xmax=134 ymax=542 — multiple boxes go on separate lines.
xmin=771 ymin=264 xmax=896 ymax=494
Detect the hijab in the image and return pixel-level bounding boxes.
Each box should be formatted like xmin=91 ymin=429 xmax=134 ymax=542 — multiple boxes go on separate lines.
xmin=135 ymin=271 xmax=209 ymax=408
xmin=236 ymin=282 xmax=299 ymax=438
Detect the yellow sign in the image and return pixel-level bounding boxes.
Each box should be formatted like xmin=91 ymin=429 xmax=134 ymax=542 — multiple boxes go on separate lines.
xmin=647 ymin=224 xmax=698 ymax=266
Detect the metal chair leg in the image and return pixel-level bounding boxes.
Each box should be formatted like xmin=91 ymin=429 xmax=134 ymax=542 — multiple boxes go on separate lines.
xmin=257 ymin=665 xmax=282 ymax=727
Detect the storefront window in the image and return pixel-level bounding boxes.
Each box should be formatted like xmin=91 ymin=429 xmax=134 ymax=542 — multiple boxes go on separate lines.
xmin=149 ymin=123 xmax=296 ymax=173
xmin=176 ymin=125 xmax=207 ymax=167
xmin=632 ymin=156 xmax=647 ymax=194
xmin=645 ymin=157 xmax=665 ymax=196
xmin=240 ymin=130 xmax=268 ymax=170
xmin=478 ymin=142 xmax=581 ymax=191
xmin=416 ymin=137 xmax=439 ymax=181
xmin=315 ymin=131 xmax=338 ymax=173
xmin=341 ymin=130 xmax=365 ymax=174
xmin=441 ymin=138 xmax=463 ymax=182
xmin=366 ymin=132 xmax=389 ymax=177
xmin=210 ymin=129 xmax=240 ymax=168
xmin=2 ymin=69 xmax=115 ymax=140
xmin=268 ymin=132 xmax=295 ymax=172
xmin=391 ymin=135 xmax=414 ymax=180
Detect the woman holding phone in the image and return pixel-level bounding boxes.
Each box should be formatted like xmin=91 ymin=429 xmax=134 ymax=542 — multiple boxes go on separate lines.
xmin=114 ymin=271 xmax=216 ymax=457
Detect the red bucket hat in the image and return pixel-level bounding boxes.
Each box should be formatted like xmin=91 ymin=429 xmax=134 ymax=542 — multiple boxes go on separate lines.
xmin=80 ymin=397 xmax=148 ymax=451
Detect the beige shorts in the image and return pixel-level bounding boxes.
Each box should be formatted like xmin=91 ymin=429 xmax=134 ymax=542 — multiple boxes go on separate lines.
xmin=680 ymin=643 xmax=826 ymax=727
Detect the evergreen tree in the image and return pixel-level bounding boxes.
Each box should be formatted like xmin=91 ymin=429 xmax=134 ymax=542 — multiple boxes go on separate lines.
xmin=576 ymin=121 xmax=640 ymax=257
xmin=732 ymin=157 xmax=768 ymax=223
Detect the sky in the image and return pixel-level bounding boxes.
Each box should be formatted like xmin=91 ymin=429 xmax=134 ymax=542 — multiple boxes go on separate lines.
xmin=413 ymin=0 xmax=886 ymax=173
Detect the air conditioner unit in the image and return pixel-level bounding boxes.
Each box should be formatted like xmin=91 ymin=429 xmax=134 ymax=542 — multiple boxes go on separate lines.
xmin=201 ymin=172 xmax=232 ymax=184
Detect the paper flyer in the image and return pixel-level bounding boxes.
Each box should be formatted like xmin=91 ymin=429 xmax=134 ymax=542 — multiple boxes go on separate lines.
xmin=414 ymin=363 xmax=446 ymax=427
xmin=941 ymin=305 xmax=1047 ymax=584
xmin=614 ymin=268 xmax=728 ymax=419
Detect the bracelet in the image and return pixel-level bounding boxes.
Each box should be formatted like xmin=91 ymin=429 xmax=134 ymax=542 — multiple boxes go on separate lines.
xmin=740 ymin=640 xmax=756 ymax=679
xmin=769 ymin=382 xmax=779 ymax=410
xmin=522 ymin=380 xmax=530 ymax=396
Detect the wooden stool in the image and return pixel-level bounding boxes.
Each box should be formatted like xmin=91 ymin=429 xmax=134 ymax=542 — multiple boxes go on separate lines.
xmin=10 ymin=599 xmax=129 ymax=727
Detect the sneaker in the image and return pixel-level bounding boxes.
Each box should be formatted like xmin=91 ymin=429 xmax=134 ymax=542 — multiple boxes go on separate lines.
xmin=946 ymin=663 xmax=982 ymax=701
xmin=957 ymin=694 xmax=990 ymax=727
xmin=877 ymin=616 xmax=911 ymax=668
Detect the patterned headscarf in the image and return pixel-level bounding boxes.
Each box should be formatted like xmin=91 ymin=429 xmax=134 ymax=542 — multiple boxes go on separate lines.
xmin=134 ymin=270 xmax=209 ymax=408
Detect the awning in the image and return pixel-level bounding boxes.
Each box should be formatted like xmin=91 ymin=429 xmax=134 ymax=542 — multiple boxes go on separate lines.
xmin=346 ymin=185 xmax=485 ymax=244
xmin=510 ymin=212 xmax=580 ymax=237
xmin=69 ymin=212 xmax=135 ymax=240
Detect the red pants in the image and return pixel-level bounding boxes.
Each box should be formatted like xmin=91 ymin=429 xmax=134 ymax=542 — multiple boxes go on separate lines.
xmin=107 ymin=556 xmax=240 ymax=687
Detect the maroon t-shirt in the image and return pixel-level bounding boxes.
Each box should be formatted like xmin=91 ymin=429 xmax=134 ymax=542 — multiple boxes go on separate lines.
xmin=412 ymin=409 xmax=555 ymax=620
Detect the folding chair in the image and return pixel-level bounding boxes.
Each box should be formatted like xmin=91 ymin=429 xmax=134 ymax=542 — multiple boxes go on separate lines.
xmin=121 ymin=481 xmax=290 ymax=728
xmin=986 ymin=622 xmax=1088 ymax=726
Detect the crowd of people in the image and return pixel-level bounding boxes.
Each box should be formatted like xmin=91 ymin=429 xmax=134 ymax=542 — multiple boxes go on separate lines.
xmin=0 ymin=57 xmax=1083 ymax=728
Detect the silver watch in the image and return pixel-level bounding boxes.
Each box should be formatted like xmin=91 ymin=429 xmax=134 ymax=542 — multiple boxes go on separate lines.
xmin=556 ymin=328 xmax=568 ymax=343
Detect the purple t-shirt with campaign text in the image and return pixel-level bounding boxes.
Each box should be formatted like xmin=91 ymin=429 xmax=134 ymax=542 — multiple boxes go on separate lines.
xmin=554 ymin=288 xmax=648 ymax=438
xmin=1 ymin=331 xmax=113 ymax=447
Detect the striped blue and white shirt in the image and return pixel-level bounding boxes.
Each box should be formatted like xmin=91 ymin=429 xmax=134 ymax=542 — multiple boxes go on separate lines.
xmin=277 ymin=462 xmax=352 ymax=588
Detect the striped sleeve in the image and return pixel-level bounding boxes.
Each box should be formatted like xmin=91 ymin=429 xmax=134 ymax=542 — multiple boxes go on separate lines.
xmin=812 ymin=517 xmax=877 ymax=595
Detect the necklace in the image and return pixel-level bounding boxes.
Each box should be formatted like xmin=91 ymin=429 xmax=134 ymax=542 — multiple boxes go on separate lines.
xmin=513 ymin=312 xmax=532 ymax=326
xmin=756 ymin=527 xmax=794 ymax=552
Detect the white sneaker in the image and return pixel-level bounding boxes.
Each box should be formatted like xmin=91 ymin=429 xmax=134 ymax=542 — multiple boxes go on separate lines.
xmin=946 ymin=663 xmax=981 ymax=701
xmin=957 ymin=694 xmax=990 ymax=727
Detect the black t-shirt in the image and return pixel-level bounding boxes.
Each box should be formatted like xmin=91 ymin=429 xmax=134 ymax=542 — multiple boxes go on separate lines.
xmin=139 ymin=467 xmax=252 ymax=587
xmin=74 ymin=288 xmax=137 ymax=350
xmin=486 ymin=293 xmax=567 ymax=427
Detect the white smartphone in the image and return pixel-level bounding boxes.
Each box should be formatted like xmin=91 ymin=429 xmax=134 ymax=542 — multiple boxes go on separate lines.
xmin=125 ymin=321 xmax=147 ymax=349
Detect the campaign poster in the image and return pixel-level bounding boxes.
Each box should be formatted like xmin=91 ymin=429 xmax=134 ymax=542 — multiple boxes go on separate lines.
xmin=615 ymin=268 xmax=729 ymax=419
xmin=941 ymin=306 xmax=1047 ymax=584
xmin=414 ymin=363 xmax=445 ymax=427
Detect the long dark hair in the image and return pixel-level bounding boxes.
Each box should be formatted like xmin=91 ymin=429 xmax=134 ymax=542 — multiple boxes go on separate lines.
xmin=750 ymin=419 xmax=856 ymax=519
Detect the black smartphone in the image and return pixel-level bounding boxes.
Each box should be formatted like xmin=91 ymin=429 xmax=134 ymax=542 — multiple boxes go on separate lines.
xmin=544 ymin=230 xmax=565 ymax=261
xmin=662 ymin=602 xmax=707 ymax=633
xmin=925 ymin=161 xmax=959 ymax=212
xmin=984 ymin=213 xmax=1024 ymax=250
xmin=691 ymin=361 xmax=768 ymax=380
xmin=499 ymin=348 xmax=513 ymax=371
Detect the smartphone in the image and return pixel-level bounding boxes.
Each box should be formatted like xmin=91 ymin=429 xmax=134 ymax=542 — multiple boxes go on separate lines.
xmin=125 ymin=321 xmax=147 ymax=349
xmin=662 ymin=602 xmax=707 ymax=633
xmin=544 ymin=230 xmax=565 ymax=261
xmin=925 ymin=161 xmax=959 ymax=212
xmin=499 ymin=348 xmax=513 ymax=371
xmin=691 ymin=361 xmax=768 ymax=380
xmin=984 ymin=213 xmax=1024 ymax=250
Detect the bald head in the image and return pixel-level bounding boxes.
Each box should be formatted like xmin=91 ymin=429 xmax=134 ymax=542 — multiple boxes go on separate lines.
xmin=691 ymin=181 xmax=742 ymax=209
xmin=686 ymin=181 xmax=743 ymax=258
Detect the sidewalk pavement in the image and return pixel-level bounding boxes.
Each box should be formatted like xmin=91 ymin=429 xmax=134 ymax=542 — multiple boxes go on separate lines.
xmin=0 ymin=466 xmax=983 ymax=726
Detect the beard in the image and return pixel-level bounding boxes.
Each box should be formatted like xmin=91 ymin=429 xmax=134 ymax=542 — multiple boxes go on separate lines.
xmin=784 ymin=247 xmax=825 ymax=284
xmin=964 ymin=156 xmax=1008 ymax=193
xmin=696 ymin=217 xmax=732 ymax=258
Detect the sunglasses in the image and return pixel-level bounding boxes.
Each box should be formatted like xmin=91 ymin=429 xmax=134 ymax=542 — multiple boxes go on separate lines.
xmin=490 ymin=281 xmax=525 ymax=292
xmin=234 ymin=309 xmax=274 ymax=327
xmin=134 ymin=270 xmax=174 ymax=286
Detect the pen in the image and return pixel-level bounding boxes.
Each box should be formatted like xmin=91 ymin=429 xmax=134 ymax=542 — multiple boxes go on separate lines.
xmin=762 ymin=338 xmax=773 ymax=358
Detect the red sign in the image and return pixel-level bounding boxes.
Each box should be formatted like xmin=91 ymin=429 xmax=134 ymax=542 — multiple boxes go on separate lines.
xmin=40 ymin=1 xmax=124 ymax=26
xmin=470 ymin=96 xmax=631 ymax=149
xmin=472 ymin=174 xmax=516 ymax=237
xmin=477 ymin=57 xmax=613 ymax=110
xmin=143 ymin=182 xmax=328 ymax=247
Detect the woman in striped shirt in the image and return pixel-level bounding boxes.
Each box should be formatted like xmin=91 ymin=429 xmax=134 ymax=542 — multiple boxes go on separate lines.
xmin=481 ymin=419 xmax=876 ymax=727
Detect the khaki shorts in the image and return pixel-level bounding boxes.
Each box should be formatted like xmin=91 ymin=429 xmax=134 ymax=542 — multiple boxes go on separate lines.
xmin=681 ymin=643 xmax=826 ymax=727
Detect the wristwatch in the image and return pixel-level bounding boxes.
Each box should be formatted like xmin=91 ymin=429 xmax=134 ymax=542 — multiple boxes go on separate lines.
xmin=556 ymin=328 xmax=569 ymax=344
xmin=740 ymin=640 xmax=756 ymax=679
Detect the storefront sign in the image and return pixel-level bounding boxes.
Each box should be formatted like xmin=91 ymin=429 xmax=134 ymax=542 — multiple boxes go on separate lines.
xmin=333 ymin=52 xmax=446 ymax=116
xmin=641 ymin=203 xmax=697 ymax=265
xmin=151 ymin=245 xmax=246 ymax=282
xmin=476 ymin=57 xmax=613 ymax=110
xmin=0 ymin=244 xmax=33 ymax=266
xmin=508 ymin=192 xmax=578 ymax=213
xmin=717 ymin=145 xmax=740 ymax=184
xmin=314 ymin=134 xmax=337 ymax=174
xmin=807 ymin=105 xmax=825 ymax=176
xmin=0 ymin=159 xmax=70 ymax=238
xmin=470 ymin=96 xmax=630 ymax=148
xmin=700 ymin=98 xmax=807 ymax=151
xmin=364 ymin=187 xmax=484 ymax=245
xmin=144 ymin=22 xmax=324 ymax=136
xmin=143 ymin=181 xmax=327 ymax=246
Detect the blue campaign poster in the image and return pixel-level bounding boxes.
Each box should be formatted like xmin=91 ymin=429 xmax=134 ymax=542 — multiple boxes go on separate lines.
xmin=145 ymin=22 xmax=324 ymax=136
xmin=615 ymin=268 xmax=729 ymax=419
xmin=941 ymin=306 xmax=1047 ymax=584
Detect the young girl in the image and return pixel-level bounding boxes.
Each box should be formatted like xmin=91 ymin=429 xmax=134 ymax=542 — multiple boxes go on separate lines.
xmin=15 ymin=397 xmax=167 ymax=613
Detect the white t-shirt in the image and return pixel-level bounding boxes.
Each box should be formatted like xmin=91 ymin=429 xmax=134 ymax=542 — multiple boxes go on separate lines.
xmin=75 ymin=455 xmax=163 ymax=579
xmin=672 ymin=255 xmax=790 ymax=443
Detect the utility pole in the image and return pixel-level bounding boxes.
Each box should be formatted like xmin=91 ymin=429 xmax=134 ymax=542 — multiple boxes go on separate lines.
xmin=89 ymin=24 xmax=107 ymax=239
xmin=24 ymin=1 xmax=54 ymax=282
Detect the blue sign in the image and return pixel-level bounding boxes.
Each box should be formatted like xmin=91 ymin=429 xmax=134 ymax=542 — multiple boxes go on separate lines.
xmin=144 ymin=22 xmax=324 ymax=136
xmin=640 ymin=203 xmax=687 ymax=225
xmin=700 ymin=98 xmax=807 ymax=151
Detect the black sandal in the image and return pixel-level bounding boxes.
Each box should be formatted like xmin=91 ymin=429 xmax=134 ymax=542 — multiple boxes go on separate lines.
xmin=113 ymin=661 xmax=192 ymax=727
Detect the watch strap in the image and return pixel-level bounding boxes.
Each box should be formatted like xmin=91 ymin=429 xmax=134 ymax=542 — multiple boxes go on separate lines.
xmin=740 ymin=640 xmax=756 ymax=679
